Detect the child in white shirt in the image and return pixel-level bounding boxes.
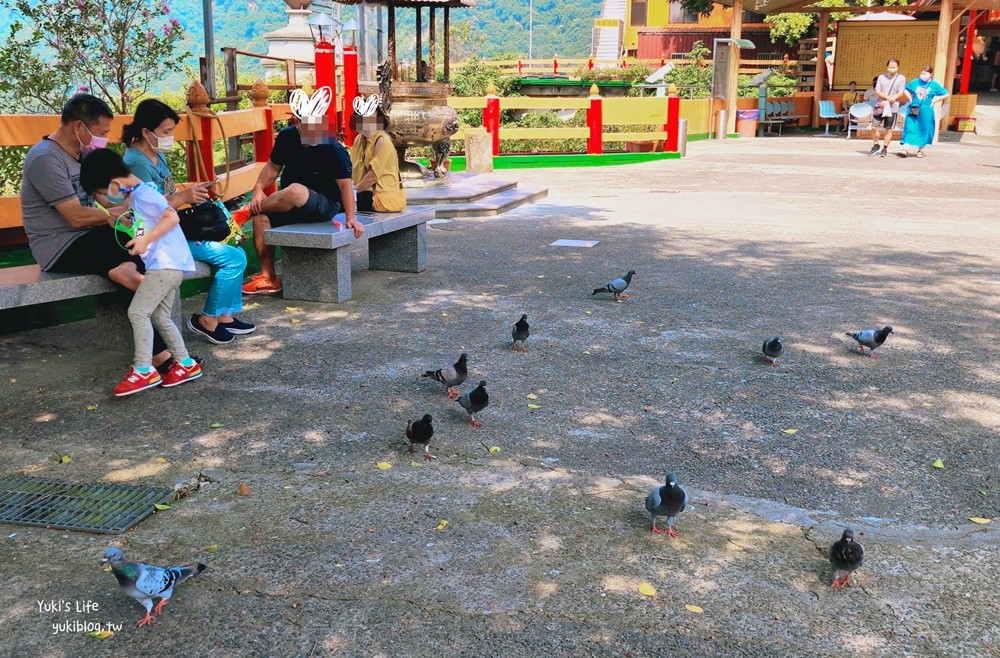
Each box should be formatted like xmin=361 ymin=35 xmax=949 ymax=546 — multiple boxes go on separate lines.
xmin=80 ymin=148 xmax=203 ymax=396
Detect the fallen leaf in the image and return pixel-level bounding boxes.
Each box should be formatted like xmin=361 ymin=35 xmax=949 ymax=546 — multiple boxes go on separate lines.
xmin=441 ymin=312 xmax=448 ymax=316
xmin=434 ymin=520 xmax=448 ymax=531
xmin=154 ymin=503 xmax=171 ymax=510
xmin=8 ymin=378 xmax=15 ymax=384
xmin=154 ymin=457 xmax=167 ymax=463
xmin=827 ymin=288 xmax=834 ymax=292
xmin=969 ymin=517 xmax=991 ymax=525
xmin=247 ymin=302 xmax=261 ymax=309
xmin=780 ymin=429 xmax=798 ymax=435
xmin=536 ymin=275 xmax=544 ymax=278
xmin=86 ymin=405 xmax=98 ymax=411
xmin=685 ymin=604 xmax=704 ymax=614
xmin=209 ymin=422 xmax=224 ymax=429
xmin=285 ymin=306 xmax=302 ymax=312
xmin=583 ymin=350 xmax=591 ymax=355
xmin=584 ymin=311 xmax=592 ymax=315
xmin=60 ymin=455 xmax=72 ymax=464
xmin=204 ymin=544 xmax=219 ymax=552
xmin=236 ymin=483 xmax=251 ymax=496
xmin=103 ymin=564 xmax=112 ymax=573
xmin=981 ymin=490 xmax=989 ymax=497
xmin=488 ymin=446 xmax=502 ymax=454
xmin=527 ymin=404 xmax=541 ymax=410
xmin=933 ymin=459 xmax=944 ymax=469
xmin=334 ymin=563 xmax=344 ymax=568
xmin=351 ymin=314 xmax=359 ymax=320
xmin=639 ymin=582 xmax=656 ymax=597
xmin=410 ymin=461 xmax=421 ymax=468
xmin=291 ymin=318 xmax=301 ymax=324
xmin=527 ymin=393 xmax=538 ymax=400
xmin=376 ymin=462 xmax=392 ymax=470
xmin=87 ymin=630 xmax=115 ymax=639
xmin=921 ymin=402 xmax=933 ymax=408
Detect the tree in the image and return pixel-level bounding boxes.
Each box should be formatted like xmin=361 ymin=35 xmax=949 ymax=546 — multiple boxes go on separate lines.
xmin=0 ymin=0 xmax=189 ymax=114
xmin=767 ymin=0 xmax=911 ymax=48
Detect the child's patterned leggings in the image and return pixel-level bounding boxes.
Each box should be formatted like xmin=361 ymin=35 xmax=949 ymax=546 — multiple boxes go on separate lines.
xmin=127 ymin=269 xmax=189 ymax=369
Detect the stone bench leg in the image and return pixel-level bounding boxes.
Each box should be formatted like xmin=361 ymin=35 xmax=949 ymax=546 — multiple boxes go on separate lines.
xmin=368 ymin=223 xmax=427 ymax=274
xmin=281 ymin=246 xmax=352 ymax=303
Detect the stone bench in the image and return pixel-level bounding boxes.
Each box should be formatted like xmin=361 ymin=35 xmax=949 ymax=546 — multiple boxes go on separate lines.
xmin=264 ymin=209 xmax=434 ymax=303
xmin=0 ymin=262 xmax=212 ymax=335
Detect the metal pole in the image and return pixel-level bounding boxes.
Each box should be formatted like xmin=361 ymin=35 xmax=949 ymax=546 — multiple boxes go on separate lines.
xmin=529 ymin=0 xmax=533 ymax=61
xmin=202 ymin=0 xmax=216 ymax=98
xmin=444 ymin=7 xmax=450 ymax=82
xmin=358 ymin=2 xmax=368 ymax=79
xmin=388 ymin=3 xmax=396 ymax=80
xmin=377 ymin=5 xmax=383 ymax=64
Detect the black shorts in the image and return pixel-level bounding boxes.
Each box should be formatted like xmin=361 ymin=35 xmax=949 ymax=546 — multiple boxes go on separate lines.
xmin=874 ymin=112 xmax=897 ymax=130
xmin=266 ymin=189 xmax=342 ymax=227
xmin=48 ymin=225 xmax=145 ymax=277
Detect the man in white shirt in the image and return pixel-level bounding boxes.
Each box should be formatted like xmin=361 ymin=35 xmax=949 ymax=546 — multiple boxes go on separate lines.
xmin=870 ymin=59 xmax=907 ymax=158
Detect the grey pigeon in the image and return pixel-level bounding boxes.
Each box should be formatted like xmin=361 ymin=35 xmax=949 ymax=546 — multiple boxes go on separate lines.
xmin=593 ymin=270 xmax=635 ymax=301
xmin=512 ymin=314 xmax=529 ymax=352
xmin=422 ymin=352 xmax=468 ymax=398
xmin=456 ymin=380 xmax=489 ymax=428
xmin=645 ymin=472 xmax=688 ymax=537
xmin=101 ymin=547 xmax=206 ymax=626
xmin=845 ymin=326 xmax=893 ymax=358
xmin=829 ymin=528 xmax=865 ymax=588
xmin=406 ymin=414 xmax=436 ymax=460
xmin=762 ymin=336 xmax=783 ymax=366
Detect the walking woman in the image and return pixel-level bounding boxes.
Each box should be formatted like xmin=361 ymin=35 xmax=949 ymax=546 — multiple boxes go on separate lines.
xmin=122 ymin=99 xmax=256 ymax=343
xmin=898 ymin=66 xmax=949 ymax=159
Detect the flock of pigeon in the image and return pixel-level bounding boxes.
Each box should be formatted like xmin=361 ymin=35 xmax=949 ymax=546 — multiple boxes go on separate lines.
xmin=101 ymin=268 xmax=882 ymax=625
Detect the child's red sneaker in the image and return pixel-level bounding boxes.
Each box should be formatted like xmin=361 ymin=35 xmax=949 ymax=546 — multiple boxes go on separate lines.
xmin=113 ymin=367 xmax=162 ymax=397
xmin=160 ymin=360 xmax=203 ymax=388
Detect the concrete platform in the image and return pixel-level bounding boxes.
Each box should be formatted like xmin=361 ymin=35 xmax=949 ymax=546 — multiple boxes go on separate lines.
xmin=405 ymin=173 xmax=548 ymax=218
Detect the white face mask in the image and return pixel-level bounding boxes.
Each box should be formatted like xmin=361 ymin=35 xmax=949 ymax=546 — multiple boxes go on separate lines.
xmin=887 ymin=68 xmax=899 ymax=75
xmin=145 ymin=130 xmax=174 ymax=153
xmin=919 ymin=73 xmax=932 ymax=82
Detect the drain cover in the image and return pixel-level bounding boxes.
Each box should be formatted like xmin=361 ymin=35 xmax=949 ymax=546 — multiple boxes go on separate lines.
xmin=0 ymin=476 xmax=174 ymax=533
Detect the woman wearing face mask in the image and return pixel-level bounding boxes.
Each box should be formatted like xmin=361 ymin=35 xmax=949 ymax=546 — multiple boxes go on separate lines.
xmin=870 ymin=59 xmax=907 ymax=158
xmin=348 ymin=104 xmax=406 ymax=213
xmin=122 ymin=99 xmax=255 ymax=344
xmin=898 ymin=66 xmax=949 ymax=159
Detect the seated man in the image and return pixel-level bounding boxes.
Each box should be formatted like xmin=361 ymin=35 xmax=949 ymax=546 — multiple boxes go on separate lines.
xmin=841 ymin=81 xmax=860 ymax=131
xmin=239 ymin=114 xmax=363 ymax=295
xmin=20 ymin=93 xmax=174 ymax=371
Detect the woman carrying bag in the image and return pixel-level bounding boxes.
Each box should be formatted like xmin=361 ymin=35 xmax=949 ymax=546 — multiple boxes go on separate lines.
xmin=898 ymin=66 xmax=949 ymax=159
xmin=122 ymin=99 xmax=255 ymax=344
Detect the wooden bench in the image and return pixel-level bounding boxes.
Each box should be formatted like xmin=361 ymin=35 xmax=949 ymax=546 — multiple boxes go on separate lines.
xmin=264 ymin=209 xmax=434 ymax=303
xmin=0 ymin=262 xmax=212 ymax=336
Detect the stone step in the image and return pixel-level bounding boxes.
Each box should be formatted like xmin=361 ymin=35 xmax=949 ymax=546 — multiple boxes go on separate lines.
xmin=404 ymin=173 xmax=518 ymax=205
xmin=428 ymin=184 xmax=549 ymax=219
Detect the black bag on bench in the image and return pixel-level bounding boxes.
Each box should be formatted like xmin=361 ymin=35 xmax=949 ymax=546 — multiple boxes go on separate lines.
xmin=178 ymin=200 xmax=231 ymax=242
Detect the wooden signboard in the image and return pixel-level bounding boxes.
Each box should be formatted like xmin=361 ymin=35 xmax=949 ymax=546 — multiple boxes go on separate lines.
xmin=833 ymin=21 xmax=938 ymax=91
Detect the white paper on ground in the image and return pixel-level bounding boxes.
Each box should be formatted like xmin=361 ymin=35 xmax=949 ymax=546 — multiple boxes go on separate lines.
xmin=550 ymin=239 xmax=599 ymax=248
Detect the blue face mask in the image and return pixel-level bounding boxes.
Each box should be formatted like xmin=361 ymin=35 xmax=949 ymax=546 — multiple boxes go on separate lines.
xmin=105 ymin=181 xmax=139 ymax=205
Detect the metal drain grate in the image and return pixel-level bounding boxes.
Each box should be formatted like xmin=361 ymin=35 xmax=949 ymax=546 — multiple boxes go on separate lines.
xmin=0 ymin=476 xmax=174 ymax=534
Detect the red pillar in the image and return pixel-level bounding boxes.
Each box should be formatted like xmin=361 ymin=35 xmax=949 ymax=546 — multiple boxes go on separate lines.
xmin=621 ymin=59 xmax=627 ymax=69
xmin=588 ymin=57 xmax=594 ymax=71
xmin=961 ymin=10 xmax=977 ymax=95
xmin=342 ymin=45 xmax=359 ymax=145
xmin=553 ymin=56 xmax=558 ymax=75
xmin=484 ymin=92 xmax=500 ymax=156
xmin=587 ymin=90 xmax=603 ymax=155
xmin=664 ymin=88 xmax=680 ymax=153
xmin=314 ymin=40 xmax=337 ymax=126
xmin=198 ymin=116 xmax=214 ymax=181
xmin=518 ymin=59 xmax=523 ymax=75
xmin=253 ymin=106 xmax=276 ymax=194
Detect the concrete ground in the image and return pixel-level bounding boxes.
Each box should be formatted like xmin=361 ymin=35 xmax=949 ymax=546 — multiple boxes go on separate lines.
xmin=2 ymin=131 xmax=999 ymax=657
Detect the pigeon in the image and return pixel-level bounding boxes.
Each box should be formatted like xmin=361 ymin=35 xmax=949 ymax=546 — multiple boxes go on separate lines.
xmin=829 ymin=528 xmax=865 ymax=588
xmin=762 ymin=336 xmax=783 ymax=366
xmin=511 ymin=314 xmax=529 ymax=352
xmin=101 ymin=547 xmax=206 ymax=627
xmin=593 ymin=270 xmax=636 ymax=301
xmin=422 ymin=352 xmax=468 ymax=399
xmin=645 ymin=472 xmax=688 ymax=537
xmin=456 ymin=379 xmax=489 ymax=428
xmin=406 ymin=414 xmax=436 ymax=460
xmin=845 ymin=325 xmax=894 ymax=358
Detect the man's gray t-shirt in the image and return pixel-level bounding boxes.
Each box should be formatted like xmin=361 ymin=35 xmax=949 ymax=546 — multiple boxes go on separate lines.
xmin=875 ymin=73 xmax=907 ymax=114
xmin=20 ymin=138 xmax=94 ymax=271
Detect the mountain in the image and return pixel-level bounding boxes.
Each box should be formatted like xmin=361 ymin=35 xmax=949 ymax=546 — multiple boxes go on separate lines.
xmin=2 ymin=0 xmax=603 ymax=93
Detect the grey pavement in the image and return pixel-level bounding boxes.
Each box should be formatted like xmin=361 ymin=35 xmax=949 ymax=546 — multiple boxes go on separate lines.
xmin=1 ymin=132 xmax=999 ymax=657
